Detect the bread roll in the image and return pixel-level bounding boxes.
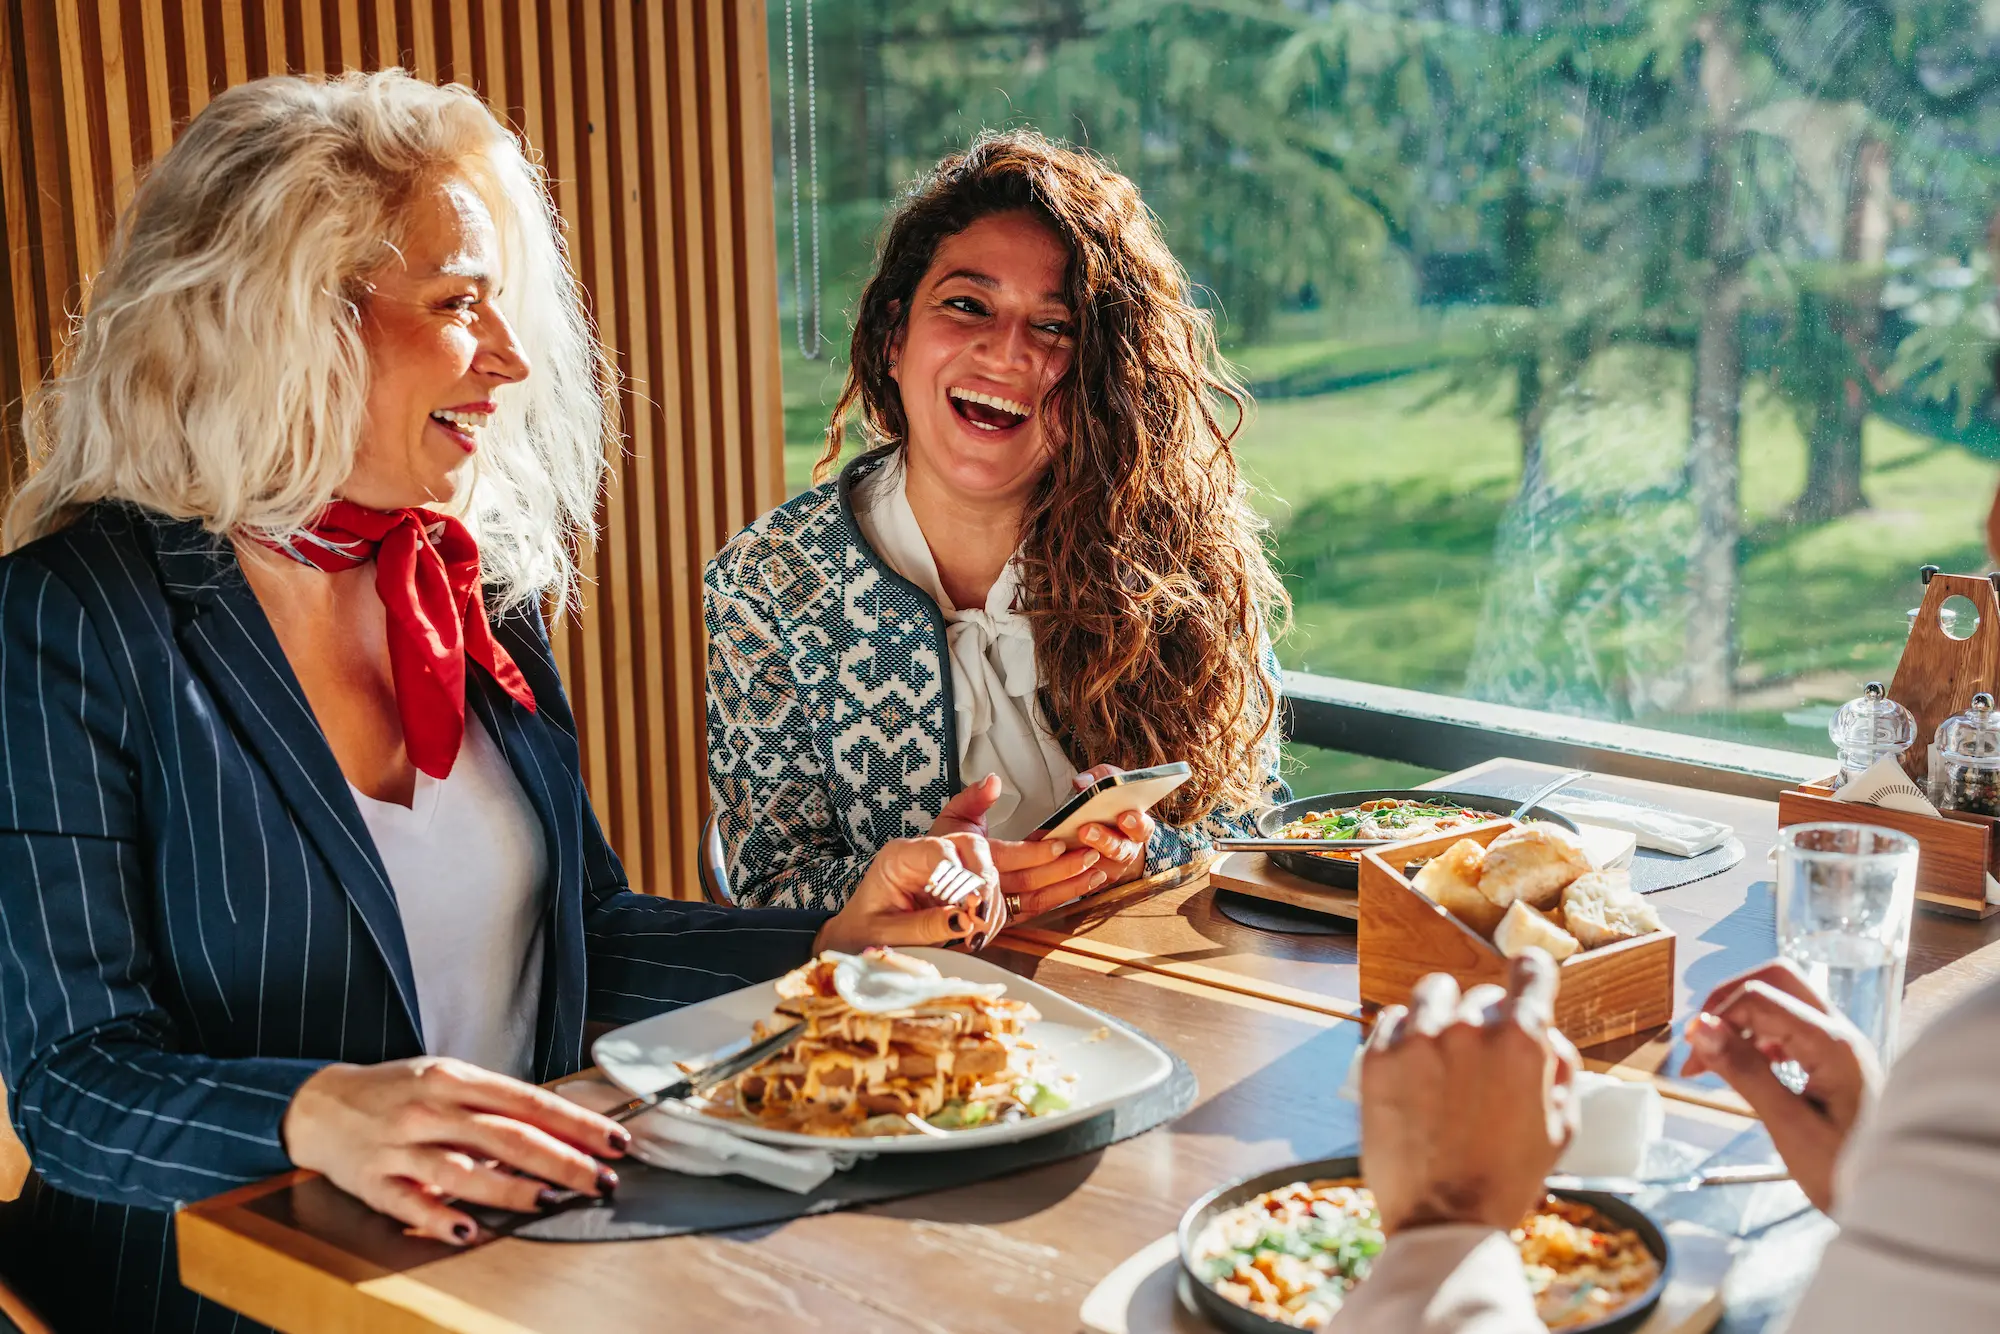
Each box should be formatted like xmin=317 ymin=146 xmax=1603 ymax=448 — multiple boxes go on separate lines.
xmin=1478 ymin=824 xmax=1592 ymax=912
xmin=1561 ymin=869 xmax=1664 ymax=950
xmin=1491 ymin=899 xmax=1581 ymax=963
xmin=1413 ymin=839 xmax=1504 ymax=936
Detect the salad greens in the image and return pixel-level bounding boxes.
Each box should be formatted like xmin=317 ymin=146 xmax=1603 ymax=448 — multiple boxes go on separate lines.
xmin=920 ymin=1079 xmax=1071 ymax=1131
xmin=1287 ymin=801 xmax=1477 ymax=838
xmin=1200 ymin=1211 xmax=1386 ymax=1285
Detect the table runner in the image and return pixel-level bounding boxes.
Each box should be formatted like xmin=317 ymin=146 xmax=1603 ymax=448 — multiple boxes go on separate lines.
xmin=494 ymin=1018 xmax=1197 ymax=1243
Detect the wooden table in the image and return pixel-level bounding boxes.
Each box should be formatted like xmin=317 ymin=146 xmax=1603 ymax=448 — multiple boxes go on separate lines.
xmin=1019 ymin=758 xmax=2000 ymax=1096
xmin=181 ymin=945 xmax=1760 ymax=1332
xmin=180 ymin=757 xmax=2000 ymax=1331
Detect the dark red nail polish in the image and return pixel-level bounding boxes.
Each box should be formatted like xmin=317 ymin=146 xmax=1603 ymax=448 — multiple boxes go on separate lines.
xmin=536 ymin=1187 xmax=564 ymax=1211
xmin=947 ymin=911 xmax=968 ymax=934
xmin=607 ymin=1126 xmax=632 ymax=1154
xmin=452 ymin=1221 xmax=475 ymax=1242
xmin=596 ymin=1166 xmax=619 ymax=1196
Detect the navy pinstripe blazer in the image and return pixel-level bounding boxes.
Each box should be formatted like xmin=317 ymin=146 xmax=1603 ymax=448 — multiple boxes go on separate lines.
xmin=0 ymin=502 xmax=829 ymax=1333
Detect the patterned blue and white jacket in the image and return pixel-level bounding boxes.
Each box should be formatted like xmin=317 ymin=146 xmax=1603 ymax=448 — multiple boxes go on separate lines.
xmin=705 ymin=451 xmax=1289 ymax=911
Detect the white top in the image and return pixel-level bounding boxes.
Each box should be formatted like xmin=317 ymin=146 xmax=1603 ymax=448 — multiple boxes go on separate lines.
xmin=853 ymin=454 xmax=1078 ymax=841
xmin=349 ymin=715 xmax=549 ymax=1080
xmin=1325 ymin=975 xmax=2000 ymax=1334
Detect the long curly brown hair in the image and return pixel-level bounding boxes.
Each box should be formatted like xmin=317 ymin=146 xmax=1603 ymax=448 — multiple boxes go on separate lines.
xmin=816 ymin=129 xmax=1288 ymax=826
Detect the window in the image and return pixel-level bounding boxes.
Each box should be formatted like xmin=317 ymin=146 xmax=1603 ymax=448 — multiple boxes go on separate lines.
xmin=767 ymin=1 xmax=2000 ymax=778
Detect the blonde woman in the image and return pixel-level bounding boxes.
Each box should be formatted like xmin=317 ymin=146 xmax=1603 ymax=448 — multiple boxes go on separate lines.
xmin=0 ymin=71 xmax=994 ymax=1333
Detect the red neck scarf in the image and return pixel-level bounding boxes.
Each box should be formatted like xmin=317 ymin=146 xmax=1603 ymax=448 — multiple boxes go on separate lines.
xmin=267 ymin=501 xmax=536 ymax=779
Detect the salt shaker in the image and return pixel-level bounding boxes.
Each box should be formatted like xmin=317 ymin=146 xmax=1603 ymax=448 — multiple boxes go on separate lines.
xmin=1828 ymin=682 xmax=1916 ymax=790
xmin=1931 ymin=692 xmax=2000 ymax=816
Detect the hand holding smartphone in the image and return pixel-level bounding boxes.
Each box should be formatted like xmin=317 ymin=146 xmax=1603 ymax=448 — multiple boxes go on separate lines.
xmin=1035 ymin=762 xmax=1190 ymax=845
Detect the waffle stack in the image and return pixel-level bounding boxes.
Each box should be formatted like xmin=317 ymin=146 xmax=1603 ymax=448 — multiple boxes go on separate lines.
xmin=710 ymin=953 xmax=1043 ymax=1137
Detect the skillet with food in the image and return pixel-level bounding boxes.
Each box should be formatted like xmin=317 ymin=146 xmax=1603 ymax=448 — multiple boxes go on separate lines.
xmin=1253 ymin=789 xmax=1580 ymax=890
xmin=1178 ymin=1154 xmax=1671 ymax=1333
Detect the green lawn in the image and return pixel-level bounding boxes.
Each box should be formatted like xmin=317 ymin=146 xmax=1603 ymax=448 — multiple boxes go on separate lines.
xmin=778 ymin=338 xmax=2000 ymax=763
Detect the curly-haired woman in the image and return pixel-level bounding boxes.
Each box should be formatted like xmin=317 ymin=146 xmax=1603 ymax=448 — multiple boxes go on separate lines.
xmin=706 ymin=129 xmax=1289 ymax=918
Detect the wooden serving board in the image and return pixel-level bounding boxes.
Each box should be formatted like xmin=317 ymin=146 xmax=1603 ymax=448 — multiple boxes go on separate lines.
xmin=1209 ymin=852 xmax=1359 ymax=920
xmin=1081 ymin=1226 xmax=1730 ymax=1333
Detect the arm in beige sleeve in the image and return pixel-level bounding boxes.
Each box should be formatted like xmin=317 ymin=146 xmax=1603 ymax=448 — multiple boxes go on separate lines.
xmin=1780 ymin=979 xmax=2000 ymax=1333
xmin=1322 ymin=1226 xmax=1542 ymax=1334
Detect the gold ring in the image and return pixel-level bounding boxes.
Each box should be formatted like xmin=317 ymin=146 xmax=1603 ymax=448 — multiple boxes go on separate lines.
xmin=1004 ymin=895 xmax=1024 ymax=917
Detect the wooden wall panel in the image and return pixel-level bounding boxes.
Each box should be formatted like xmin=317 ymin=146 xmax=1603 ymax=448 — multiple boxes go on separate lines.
xmin=0 ymin=0 xmax=788 ymax=902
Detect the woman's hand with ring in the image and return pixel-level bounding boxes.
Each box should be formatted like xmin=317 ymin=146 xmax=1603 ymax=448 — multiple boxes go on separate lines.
xmin=816 ymin=833 xmax=1002 ymax=952
xmin=986 ymin=836 xmax=1103 ymax=920
xmin=282 ymin=1057 xmax=628 ymax=1245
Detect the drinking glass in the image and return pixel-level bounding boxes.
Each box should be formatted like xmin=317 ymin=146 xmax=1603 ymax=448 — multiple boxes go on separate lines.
xmin=1774 ymin=823 xmax=1918 ymax=1069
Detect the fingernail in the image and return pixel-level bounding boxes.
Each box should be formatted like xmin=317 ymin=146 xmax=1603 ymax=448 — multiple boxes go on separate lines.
xmin=607 ymin=1126 xmax=632 ymax=1155
xmin=1688 ymin=1013 xmax=1721 ymax=1050
xmin=596 ymin=1166 xmax=619 ymax=1196
xmin=536 ymin=1186 xmax=565 ymax=1211
xmin=1047 ymin=841 xmax=1066 ymax=855
xmin=452 ymin=1221 xmax=475 ymax=1243
xmin=947 ymin=911 xmax=969 ymax=934
xmin=1089 ymin=871 xmax=1108 ymax=890
xmin=1079 ymin=850 xmax=1100 ymax=867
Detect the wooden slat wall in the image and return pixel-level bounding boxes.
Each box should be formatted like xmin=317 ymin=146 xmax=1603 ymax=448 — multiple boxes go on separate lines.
xmin=0 ymin=1 xmax=787 ymax=903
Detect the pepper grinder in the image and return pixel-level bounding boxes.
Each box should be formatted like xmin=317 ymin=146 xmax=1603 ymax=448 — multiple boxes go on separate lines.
xmin=1828 ymin=682 xmax=1917 ymax=791
xmin=1932 ymin=692 xmax=2000 ymax=816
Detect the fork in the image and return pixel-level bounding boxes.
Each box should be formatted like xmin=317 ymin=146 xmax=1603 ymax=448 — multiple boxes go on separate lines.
xmin=922 ymin=858 xmax=1004 ymax=949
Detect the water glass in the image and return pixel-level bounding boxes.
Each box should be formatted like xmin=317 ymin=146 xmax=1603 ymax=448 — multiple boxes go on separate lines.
xmin=1774 ymin=823 xmax=1918 ymax=1066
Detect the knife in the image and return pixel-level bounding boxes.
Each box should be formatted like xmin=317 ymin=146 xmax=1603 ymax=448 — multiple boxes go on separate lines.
xmin=1544 ymin=1162 xmax=1791 ymax=1194
xmin=605 ymin=1020 xmax=807 ymax=1125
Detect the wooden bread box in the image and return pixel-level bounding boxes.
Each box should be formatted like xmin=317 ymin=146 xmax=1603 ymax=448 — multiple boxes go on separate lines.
xmin=1357 ymin=819 xmax=1676 ymax=1048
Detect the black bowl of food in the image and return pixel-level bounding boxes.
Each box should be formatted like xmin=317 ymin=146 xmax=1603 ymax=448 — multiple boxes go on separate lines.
xmin=1255 ymin=790 xmax=1581 ymax=890
xmin=1177 ymin=1155 xmax=1671 ymax=1333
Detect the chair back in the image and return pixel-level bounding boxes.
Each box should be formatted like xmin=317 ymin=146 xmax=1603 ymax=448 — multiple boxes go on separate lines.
xmin=699 ymin=809 xmax=735 ymax=906
xmin=0 ymin=1273 xmax=53 ymax=1334
xmin=0 ymin=1079 xmax=24 ymax=1204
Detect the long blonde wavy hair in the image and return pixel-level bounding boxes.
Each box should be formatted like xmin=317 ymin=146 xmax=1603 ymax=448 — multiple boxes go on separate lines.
xmin=4 ymin=69 xmax=613 ymax=612
xmin=820 ymin=130 xmax=1289 ymax=825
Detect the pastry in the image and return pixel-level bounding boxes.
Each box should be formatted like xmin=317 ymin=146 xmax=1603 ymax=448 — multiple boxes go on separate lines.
xmin=1478 ymin=824 xmax=1592 ymax=912
xmin=1491 ymin=898 xmax=1581 ymax=963
xmin=1413 ymin=839 xmax=1504 ymax=936
xmin=1561 ymin=870 xmax=1664 ymax=949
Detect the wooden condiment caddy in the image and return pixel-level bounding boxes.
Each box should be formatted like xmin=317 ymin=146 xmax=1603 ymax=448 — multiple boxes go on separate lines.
xmin=1357 ymin=819 xmax=1675 ymax=1047
xmin=1776 ymin=566 xmax=2000 ymax=920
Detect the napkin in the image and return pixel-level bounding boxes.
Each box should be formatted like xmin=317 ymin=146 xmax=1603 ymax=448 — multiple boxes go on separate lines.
xmin=1831 ymin=754 xmax=2000 ymax=904
xmin=1541 ymin=795 xmax=1732 ymax=858
xmin=556 ymin=1074 xmax=860 ymax=1195
xmin=1556 ymin=1074 xmax=1664 ymax=1177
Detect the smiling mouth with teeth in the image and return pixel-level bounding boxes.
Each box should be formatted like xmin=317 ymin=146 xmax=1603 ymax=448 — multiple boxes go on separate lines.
xmin=947 ymin=386 xmax=1032 ymax=432
xmin=428 ymin=407 xmax=492 ymax=452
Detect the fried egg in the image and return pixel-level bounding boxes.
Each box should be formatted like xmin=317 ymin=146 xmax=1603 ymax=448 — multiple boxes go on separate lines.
xmin=827 ymin=949 xmax=1010 ymax=1014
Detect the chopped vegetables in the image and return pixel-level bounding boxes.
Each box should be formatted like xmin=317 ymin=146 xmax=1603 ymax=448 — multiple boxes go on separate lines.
xmin=1274 ymin=799 xmax=1492 ymax=861
xmin=1194 ymin=1181 xmax=1659 ymax=1330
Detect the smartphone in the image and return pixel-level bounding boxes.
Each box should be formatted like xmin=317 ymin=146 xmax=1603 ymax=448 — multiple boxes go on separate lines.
xmin=1035 ymin=762 xmax=1191 ymax=844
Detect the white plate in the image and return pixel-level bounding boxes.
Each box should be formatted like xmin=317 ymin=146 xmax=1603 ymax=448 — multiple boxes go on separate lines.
xmin=591 ymin=947 xmax=1173 ymax=1153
